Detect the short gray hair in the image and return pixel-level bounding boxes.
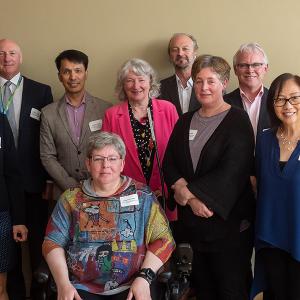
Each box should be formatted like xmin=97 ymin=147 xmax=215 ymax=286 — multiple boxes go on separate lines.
xmin=115 ymin=58 xmax=160 ymax=101
xmin=192 ymin=54 xmax=231 ymax=83
xmin=168 ymin=33 xmax=198 ymax=55
xmin=87 ymin=131 xmax=126 ymax=159
xmin=233 ymin=42 xmax=268 ymax=67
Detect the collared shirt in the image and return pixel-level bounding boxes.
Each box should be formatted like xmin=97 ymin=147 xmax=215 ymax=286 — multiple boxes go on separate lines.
xmin=0 ymin=73 xmax=24 ymax=131
xmin=176 ymin=75 xmax=193 ymax=114
xmin=65 ymin=94 xmax=86 ymax=145
xmin=240 ymin=85 xmax=264 ymax=137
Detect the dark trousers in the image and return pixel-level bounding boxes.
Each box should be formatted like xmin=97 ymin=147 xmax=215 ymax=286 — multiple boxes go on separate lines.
xmin=192 ymin=231 xmax=253 ymax=300
xmin=7 ymin=192 xmax=49 ymax=300
xmin=260 ymin=248 xmax=300 ymax=300
xmin=78 ymin=289 xmax=129 ymax=300
xmin=77 ymin=280 xmax=164 ymax=300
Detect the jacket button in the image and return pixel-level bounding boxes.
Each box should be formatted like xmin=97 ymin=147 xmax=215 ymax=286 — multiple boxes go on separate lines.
xmin=78 ymin=151 xmax=81 ymax=155
xmin=75 ymin=169 xmax=79 ymax=172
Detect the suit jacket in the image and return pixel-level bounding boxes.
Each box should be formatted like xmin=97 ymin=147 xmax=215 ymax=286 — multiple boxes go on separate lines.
xmin=224 ymin=87 xmax=270 ymax=134
xmin=40 ymin=92 xmax=111 ymax=197
xmin=102 ymin=99 xmax=178 ymax=193
xmin=163 ymin=107 xmax=255 ymax=246
xmin=160 ymin=75 xmax=200 ymax=115
xmin=0 ymin=114 xmax=25 ymax=224
xmin=17 ymin=76 xmax=53 ymax=193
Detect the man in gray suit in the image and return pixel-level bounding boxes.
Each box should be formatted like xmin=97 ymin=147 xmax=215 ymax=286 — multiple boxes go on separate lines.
xmin=160 ymin=33 xmax=200 ymax=115
xmin=40 ymin=50 xmax=111 ymax=198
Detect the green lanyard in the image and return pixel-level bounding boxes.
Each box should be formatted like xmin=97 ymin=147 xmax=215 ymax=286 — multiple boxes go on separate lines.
xmin=0 ymin=76 xmax=23 ymax=114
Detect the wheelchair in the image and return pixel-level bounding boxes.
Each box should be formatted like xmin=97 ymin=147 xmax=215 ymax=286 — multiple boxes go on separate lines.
xmin=34 ymin=243 xmax=193 ymax=300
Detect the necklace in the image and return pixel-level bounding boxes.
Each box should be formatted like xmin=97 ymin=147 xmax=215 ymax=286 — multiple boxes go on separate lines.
xmin=279 ymin=127 xmax=300 ymax=152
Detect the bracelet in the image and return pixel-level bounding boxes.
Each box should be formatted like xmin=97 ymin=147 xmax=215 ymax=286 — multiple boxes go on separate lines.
xmin=136 ymin=268 xmax=156 ymax=285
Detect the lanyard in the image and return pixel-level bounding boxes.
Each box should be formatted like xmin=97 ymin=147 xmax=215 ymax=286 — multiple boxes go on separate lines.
xmin=0 ymin=76 xmax=23 ymax=114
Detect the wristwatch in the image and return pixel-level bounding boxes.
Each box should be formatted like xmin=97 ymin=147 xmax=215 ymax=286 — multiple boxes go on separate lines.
xmin=136 ymin=268 xmax=156 ymax=285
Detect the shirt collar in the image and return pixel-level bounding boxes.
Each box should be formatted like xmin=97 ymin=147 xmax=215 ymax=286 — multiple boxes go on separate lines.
xmin=0 ymin=72 xmax=21 ymax=88
xmin=65 ymin=92 xmax=86 ymax=106
xmin=175 ymin=74 xmax=193 ymax=89
xmin=240 ymin=85 xmax=264 ymax=103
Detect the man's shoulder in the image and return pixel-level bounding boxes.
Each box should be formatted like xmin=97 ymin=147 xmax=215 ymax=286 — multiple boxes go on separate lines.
xmin=160 ymin=74 xmax=176 ymax=85
xmin=41 ymin=97 xmax=63 ymax=114
xmin=23 ymin=76 xmax=51 ymax=90
xmin=86 ymin=93 xmax=112 ymax=109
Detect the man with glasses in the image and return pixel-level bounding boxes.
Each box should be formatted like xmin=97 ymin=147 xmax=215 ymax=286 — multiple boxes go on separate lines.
xmin=224 ymin=43 xmax=270 ymax=137
xmin=40 ymin=49 xmax=111 ymax=200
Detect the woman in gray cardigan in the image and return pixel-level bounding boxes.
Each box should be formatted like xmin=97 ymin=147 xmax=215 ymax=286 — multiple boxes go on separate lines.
xmin=163 ymin=55 xmax=255 ymax=300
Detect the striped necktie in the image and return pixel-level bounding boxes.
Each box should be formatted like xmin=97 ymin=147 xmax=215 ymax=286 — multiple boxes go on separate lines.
xmin=4 ymin=81 xmax=18 ymax=146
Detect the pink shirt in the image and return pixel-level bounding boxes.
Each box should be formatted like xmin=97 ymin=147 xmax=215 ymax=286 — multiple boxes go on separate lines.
xmin=240 ymin=85 xmax=264 ymax=138
xmin=65 ymin=95 xmax=86 ymax=145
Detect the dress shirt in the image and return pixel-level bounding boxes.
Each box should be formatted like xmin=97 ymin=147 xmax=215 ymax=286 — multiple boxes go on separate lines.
xmin=65 ymin=94 xmax=86 ymax=145
xmin=176 ymin=75 xmax=193 ymax=114
xmin=240 ymin=85 xmax=264 ymax=137
xmin=0 ymin=73 xmax=23 ymax=131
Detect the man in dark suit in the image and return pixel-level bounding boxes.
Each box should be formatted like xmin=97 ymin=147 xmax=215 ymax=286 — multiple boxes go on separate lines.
xmin=0 ymin=39 xmax=53 ymax=300
xmin=160 ymin=33 xmax=200 ymax=115
xmin=40 ymin=50 xmax=111 ymax=200
xmin=224 ymin=43 xmax=270 ymax=136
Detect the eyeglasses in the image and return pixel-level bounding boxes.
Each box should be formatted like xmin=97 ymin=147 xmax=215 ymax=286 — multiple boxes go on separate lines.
xmin=237 ymin=63 xmax=265 ymax=70
xmin=274 ymin=95 xmax=300 ymax=107
xmin=90 ymin=155 xmax=121 ymax=164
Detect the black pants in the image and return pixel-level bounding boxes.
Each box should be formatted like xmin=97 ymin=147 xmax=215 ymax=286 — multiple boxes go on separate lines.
xmin=192 ymin=232 xmax=253 ymax=300
xmin=259 ymin=248 xmax=300 ymax=300
xmin=77 ymin=280 xmax=164 ymax=300
xmin=78 ymin=289 xmax=129 ymax=300
xmin=7 ymin=192 xmax=49 ymax=300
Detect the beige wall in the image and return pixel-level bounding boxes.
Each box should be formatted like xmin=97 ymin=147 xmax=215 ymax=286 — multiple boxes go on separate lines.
xmin=1 ymin=0 xmax=300 ymax=102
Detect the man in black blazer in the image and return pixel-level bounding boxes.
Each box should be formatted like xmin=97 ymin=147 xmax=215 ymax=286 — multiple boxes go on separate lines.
xmin=224 ymin=43 xmax=270 ymax=136
xmin=0 ymin=39 xmax=53 ymax=300
xmin=160 ymin=33 xmax=200 ymax=115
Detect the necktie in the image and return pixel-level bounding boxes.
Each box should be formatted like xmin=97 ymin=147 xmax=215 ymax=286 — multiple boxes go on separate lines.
xmin=4 ymin=81 xmax=18 ymax=146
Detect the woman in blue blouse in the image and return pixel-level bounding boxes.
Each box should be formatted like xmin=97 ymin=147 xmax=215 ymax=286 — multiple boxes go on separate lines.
xmin=254 ymin=73 xmax=300 ymax=299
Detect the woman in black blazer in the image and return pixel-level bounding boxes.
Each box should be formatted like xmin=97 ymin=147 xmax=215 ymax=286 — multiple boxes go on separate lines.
xmin=0 ymin=113 xmax=27 ymax=299
xmin=163 ymin=55 xmax=255 ymax=300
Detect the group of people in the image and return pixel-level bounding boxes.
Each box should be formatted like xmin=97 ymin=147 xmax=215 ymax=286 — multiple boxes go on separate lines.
xmin=0 ymin=32 xmax=299 ymax=300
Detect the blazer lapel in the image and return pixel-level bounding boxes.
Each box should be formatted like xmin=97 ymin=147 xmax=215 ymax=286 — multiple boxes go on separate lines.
xmin=79 ymin=92 xmax=94 ymax=146
xmin=19 ymin=77 xmax=30 ymax=134
xmin=169 ymin=75 xmax=183 ymax=115
xmin=57 ymin=96 xmax=77 ymax=145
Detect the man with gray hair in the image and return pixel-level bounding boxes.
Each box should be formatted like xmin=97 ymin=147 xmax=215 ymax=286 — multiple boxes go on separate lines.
xmin=160 ymin=33 xmax=200 ymax=115
xmin=224 ymin=43 xmax=270 ymax=137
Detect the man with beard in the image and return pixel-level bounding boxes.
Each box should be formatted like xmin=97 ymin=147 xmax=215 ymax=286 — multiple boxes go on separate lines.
xmin=160 ymin=33 xmax=200 ymax=115
xmin=40 ymin=49 xmax=111 ymax=200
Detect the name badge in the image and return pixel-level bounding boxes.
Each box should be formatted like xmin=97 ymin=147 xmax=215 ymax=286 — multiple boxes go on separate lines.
xmin=189 ymin=129 xmax=198 ymax=141
xmin=120 ymin=194 xmax=139 ymax=207
xmin=30 ymin=108 xmax=41 ymax=121
xmin=0 ymin=137 xmax=1 ymax=148
xmin=89 ymin=119 xmax=102 ymax=132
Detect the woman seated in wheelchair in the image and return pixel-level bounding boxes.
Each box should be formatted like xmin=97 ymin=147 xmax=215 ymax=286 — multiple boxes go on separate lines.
xmin=42 ymin=131 xmax=175 ymax=300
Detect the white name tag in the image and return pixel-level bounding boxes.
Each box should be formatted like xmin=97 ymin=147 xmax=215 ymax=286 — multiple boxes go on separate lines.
xmin=0 ymin=137 xmax=1 ymax=149
xmin=120 ymin=194 xmax=139 ymax=207
xmin=189 ymin=129 xmax=198 ymax=141
xmin=89 ymin=119 xmax=102 ymax=132
xmin=30 ymin=108 xmax=41 ymax=121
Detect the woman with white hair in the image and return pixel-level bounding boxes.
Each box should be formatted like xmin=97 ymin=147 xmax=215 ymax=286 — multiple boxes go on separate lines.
xmin=102 ymin=58 xmax=178 ymax=220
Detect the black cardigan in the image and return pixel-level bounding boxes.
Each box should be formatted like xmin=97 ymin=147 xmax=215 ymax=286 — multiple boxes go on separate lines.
xmin=0 ymin=113 xmax=25 ymax=224
xmin=163 ymin=107 xmax=255 ymax=246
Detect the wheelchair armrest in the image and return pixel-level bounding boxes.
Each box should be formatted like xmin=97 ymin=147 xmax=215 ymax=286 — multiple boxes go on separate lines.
xmin=33 ymin=259 xmax=50 ymax=284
